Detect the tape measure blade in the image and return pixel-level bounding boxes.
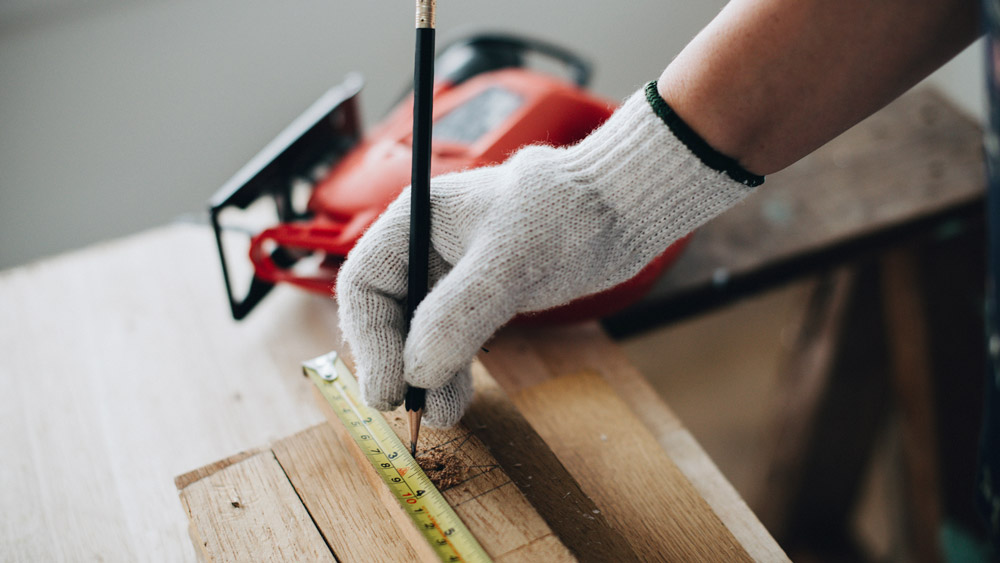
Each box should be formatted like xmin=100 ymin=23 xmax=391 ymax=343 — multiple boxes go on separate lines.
xmin=304 ymin=352 xmax=492 ymax=563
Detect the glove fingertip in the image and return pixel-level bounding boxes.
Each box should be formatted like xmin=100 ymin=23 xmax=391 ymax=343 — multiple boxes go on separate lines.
xmin=360 ymin=374 xmax=407 ymax=412
xmin=404 ymin=323 xmax=475 ymax=390
xmin=422 ymin=371 xmax=474 ymax=429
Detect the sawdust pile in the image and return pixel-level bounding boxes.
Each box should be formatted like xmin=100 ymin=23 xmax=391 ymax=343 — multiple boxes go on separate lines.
xmin=416 ymin=450 xmax=465 ymax=490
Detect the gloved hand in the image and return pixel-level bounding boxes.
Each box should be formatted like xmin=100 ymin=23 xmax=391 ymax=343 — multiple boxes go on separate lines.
xmin=336 ymin=81 xmax=762 ymax=427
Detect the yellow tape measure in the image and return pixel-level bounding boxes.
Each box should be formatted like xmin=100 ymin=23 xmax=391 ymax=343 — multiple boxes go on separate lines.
xmin=303 ymin=352 xmax=492 ymax=563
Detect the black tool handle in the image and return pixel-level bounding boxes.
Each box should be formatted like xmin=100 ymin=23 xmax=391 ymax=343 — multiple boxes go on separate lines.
xmin=405 ymin=25 xmax=436 ymax=415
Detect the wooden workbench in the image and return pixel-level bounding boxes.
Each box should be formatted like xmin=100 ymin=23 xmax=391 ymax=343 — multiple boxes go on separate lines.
xmin=0 ymin=224 xmax=784 ymax=561
xmin=1 ymin=86 xmax=981 ymax=561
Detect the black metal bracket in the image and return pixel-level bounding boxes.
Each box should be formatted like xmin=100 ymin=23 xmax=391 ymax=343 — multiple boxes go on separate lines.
xmin=209 ymin=75 xmax=364 ymax=320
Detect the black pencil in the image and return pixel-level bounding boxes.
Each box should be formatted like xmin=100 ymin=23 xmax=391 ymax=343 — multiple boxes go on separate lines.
xmin=405 ymin=0 xmax=436 ymax=457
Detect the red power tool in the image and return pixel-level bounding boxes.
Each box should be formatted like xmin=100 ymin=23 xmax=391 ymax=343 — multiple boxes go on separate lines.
xmin=210 ymin=34 xmax=689 ymax=321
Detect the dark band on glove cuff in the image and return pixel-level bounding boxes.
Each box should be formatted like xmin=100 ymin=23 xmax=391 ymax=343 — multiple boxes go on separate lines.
xmin=645 ymin=81 xmax=764 ymax=188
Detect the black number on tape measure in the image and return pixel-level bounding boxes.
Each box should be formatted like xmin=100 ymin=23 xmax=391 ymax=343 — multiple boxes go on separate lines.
xmin=315 ymin=360 xmax=489 ymax=562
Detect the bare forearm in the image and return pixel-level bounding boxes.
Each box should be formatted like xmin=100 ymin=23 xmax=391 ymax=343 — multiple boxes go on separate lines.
xmin=658 ymin=0 xmax=980 ymax=176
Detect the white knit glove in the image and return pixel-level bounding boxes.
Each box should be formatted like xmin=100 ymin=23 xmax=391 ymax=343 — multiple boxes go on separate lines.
xmin=337 ymin=82 xmax=761 ymax=427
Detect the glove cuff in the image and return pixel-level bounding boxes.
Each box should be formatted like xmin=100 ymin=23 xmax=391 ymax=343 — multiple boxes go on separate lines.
xmin=542 ymin=82 xmax=762 ymax=278
xmin=557 ymin=81 xmax=763 ymax=188
xmin=643 ymin=81 xmax=764 ymax=188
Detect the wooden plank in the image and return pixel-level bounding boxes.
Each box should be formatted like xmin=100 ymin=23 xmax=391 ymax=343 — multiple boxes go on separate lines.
xmin=1 ymin=225 xmax=339 ymax=562
xmin=174 ymin=449 xmax=263 ymax=491
xmin=312 ymin=386 xmax=439 ymax=562
xmin=0 ymin=220 xmax=779 ymax=561
xmin=513 ymin=370 xmax=751 ymax=562
xmin=756 ymin=265 xmax=894 ymax=557
xmin=461 ymin=367 xmax=637 ymax=561
xmin=182 ymin=341 xmax=762 ymax=562
xmin=482 ymin=324 xmax=789 ymax=562
xmin=270 ymin=424 xmax=424 ymax=563
xmin=880 ymin=247 xmax=943 ymax=563
xmin=313 ymin=385 xmax=578 ymax=562
xmin=755 ymin=271 xmax=856 ymax=536
xmin=178 ymin=451 xmax=334 ymax=562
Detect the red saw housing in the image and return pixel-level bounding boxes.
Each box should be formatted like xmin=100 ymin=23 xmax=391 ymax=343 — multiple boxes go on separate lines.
xmin=210 ymin=34 xmax=689 ymax=322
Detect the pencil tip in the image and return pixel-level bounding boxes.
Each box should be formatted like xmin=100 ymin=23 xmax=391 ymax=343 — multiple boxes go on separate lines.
xmin=410 ymin=441 xmax=417 ymax=456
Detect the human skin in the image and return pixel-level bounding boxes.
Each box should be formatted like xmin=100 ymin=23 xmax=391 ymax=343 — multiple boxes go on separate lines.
xmin=658 ymin=0 xmax=981 ymax=176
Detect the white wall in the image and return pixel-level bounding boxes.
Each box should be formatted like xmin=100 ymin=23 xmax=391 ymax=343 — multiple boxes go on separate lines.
xmin=0 ymin=0 xmax=983 ymax=270
xmin=925 ymin=37 xmax=986 ymax=123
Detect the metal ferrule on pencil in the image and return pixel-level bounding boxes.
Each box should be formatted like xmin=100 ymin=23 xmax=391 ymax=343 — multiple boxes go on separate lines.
xmin=416 ymin=0 xmax=435 ymax=29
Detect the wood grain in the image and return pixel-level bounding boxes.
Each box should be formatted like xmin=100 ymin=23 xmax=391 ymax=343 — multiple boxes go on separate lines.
xmin=0 ymin=225 xmax=335 ymax=562
xmin=178 ymin=451 xmax=334 ymax=562
xmin=314 ymin=383 xmax=578 ymax=562
xmin=270 ymin=424 xmax=425 ymax=562
xmin=462 ymin=366 xmax=638 ymax=561
xmin=482 ymin=324 xmax=789 ymax=562
xmin=0 ymin=223 xmax=778 ymax=561
xmin=514 ymin=371 xmax=751 ymax=562
xmin=174 ymin=449 xmax=263 ymax=491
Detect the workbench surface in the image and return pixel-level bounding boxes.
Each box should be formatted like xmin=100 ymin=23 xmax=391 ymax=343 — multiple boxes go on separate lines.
xmin=0 ymin=224 xmax=782 ymax=561
xmin=4 ymin=86 xmax=977 ymax=562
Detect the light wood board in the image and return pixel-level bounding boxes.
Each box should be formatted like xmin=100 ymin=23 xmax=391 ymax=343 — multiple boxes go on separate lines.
xmin=3 ymin=224 xmax=781 ymax=560
xmin=311 ymin=365 xmax=637 ymax=562
xmin=0 ymin=224 xmax=336 ymax=561
xmin=482 ymin=324 xmax=787 ymax=561
xmin=179 ymin=450 xmax=335 ymax=562
xmin=314 ymin=386 xmax=580 ymax=561
xmin=178 ymin=334 xmax=782 ymax=561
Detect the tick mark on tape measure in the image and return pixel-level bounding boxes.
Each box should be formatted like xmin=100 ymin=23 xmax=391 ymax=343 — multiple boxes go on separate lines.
xmin=304 ymin=353 xmax=489 ymax=559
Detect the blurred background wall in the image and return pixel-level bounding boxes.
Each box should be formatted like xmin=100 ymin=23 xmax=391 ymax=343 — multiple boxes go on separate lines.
xmin=0 ymin=0 xmax=985 ymax=270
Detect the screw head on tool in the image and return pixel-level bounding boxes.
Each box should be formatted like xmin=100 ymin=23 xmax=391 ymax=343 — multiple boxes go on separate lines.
xmin=304 ymin=351 xmax=339 ymax=381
